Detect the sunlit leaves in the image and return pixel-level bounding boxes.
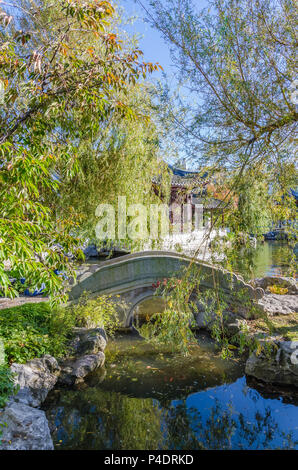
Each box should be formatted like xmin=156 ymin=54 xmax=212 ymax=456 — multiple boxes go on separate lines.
xmin=0 ymin=1 xmax=163 ymax=299
xmin=145 ymin=0 xmax=297 ymax=167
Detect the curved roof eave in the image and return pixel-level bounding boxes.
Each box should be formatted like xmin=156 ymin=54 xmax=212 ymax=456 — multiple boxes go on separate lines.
xmin=168 ymin=164 xmax=208 ymax=179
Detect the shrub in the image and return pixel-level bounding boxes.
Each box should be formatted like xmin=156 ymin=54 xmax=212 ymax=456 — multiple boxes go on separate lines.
xmin=0 ymin=293 xmax=122 ymax=365
xmin=0 ymin=365 xmax=16 ymax=408
xmin=268 ymin=285 xmax=289 ymax=295
xmin=68 ymin=292 xmax=121 ymax=335
xmin=0 ymin=302 xmax=75 ymax=364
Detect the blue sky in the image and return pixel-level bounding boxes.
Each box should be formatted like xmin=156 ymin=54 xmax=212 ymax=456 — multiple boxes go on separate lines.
xmin=119 ymin=0 xmax=208 ymax=81
xmin=119 ymin=0 xmax=173 ymax=80
xmin=118 ymin=1 xmax=210 ymax=167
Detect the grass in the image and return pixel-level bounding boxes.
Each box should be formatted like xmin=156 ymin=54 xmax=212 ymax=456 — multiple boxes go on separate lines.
xmin=251 ymin=313 xmax=298 ymax=342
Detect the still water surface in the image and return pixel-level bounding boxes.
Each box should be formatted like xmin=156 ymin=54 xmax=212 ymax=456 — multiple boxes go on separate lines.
xmin=45 ymin=335 xmax=298 ymax=450
xmin=229 ymin=241 xmax=297 ymax=280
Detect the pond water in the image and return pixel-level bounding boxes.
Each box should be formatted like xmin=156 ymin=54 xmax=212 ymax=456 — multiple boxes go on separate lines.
xmin=51 ymin=241 xmax=298 ymax=450
xmin=236 ymin=241 xmax=297 ymax=280
xmin=44 ymin=335 xmax=298 ymax=450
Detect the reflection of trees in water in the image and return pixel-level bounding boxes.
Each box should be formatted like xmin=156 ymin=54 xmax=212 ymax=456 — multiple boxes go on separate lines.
xmin=228 ymin=242 xmax=294 ymax=280
xmin=164 ymin=402 xmax=235 ymax=450
xmin=163 ymin=400 xmax=298 ymax=450
xmin=47 ymin=389 xmax=298 ymax=450
xmin=48 ymin=388 xmax=163 ymax=450
xmin=237 ymin=408 xmax=288 ymax=450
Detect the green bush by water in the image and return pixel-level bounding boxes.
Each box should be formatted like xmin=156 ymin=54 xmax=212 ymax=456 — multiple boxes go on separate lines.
xmin=0 ymin=293 xmax=121 ymax=366
xmin=68 ymin=292 xmax=121 ymax=334
xmin=0 ymin=294 xmax=120 ymax=408
xmin=0 ymin=302 xmax=75 ymax=364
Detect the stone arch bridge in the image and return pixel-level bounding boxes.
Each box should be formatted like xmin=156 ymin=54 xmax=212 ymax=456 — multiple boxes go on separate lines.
xmin=69 ymin=251 xmax=264 ymax=327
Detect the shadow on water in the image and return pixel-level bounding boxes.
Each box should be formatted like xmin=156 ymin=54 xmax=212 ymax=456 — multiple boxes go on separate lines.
xmin=44 ymin=334 xmax=298 ymax=450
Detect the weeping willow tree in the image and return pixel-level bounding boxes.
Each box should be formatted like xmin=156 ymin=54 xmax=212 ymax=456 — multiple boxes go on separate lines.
xmin=49 ymin=82 xmax=170 ymax=245
xmin=130 ymin=0 xmax=298 ymax=355
xmin=25 ymin=0 xmax=171 ymax=249
xmin=137 ymin=0 xmax=297 ymax=234
xmin=138 ymin=0 xmax=297 ymax=164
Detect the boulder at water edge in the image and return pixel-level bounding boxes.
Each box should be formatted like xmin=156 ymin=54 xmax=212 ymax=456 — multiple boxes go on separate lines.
xmin=258 ymin=293 xmax=298 ymax=315
xmin=245 ymin=340 xmax=298 ymax=387
xmin=10 ymin=355 xmax=60 ymax=408
xmin=70 ymin=327 xmax=107 ymax=354
xmin=0 ymin=402 xmax=53 ymax=450
xmin=254 ymin=276 xmax=298 ymax=295
xmin=58 ymin=352 xmax=105 ymax=386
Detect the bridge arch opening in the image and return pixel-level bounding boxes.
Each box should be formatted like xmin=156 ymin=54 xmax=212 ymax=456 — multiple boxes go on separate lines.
xmin=128 ymin=295 xmax=167 ymax=328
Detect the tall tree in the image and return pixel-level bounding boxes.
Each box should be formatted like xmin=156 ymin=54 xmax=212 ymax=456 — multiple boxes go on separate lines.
xmin=137 ymin=0 xmax=297 ymax=170
xmin=52 ymin=82 xmax=170 ymax=241
xmin=0 ymin=0 xmax=161 ymax=298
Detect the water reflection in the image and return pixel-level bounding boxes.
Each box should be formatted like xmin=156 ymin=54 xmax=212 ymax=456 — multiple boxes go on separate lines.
xmin=168 ymin=378 xmax=298 ymax=450
xmin=47 ymin=389 xmax=163 ymax=450
xmin=46 ymin=378 xmax=298 ymax=450
xmin=231 ymin=241 xmax=297 ymax=280
xmin=44 ymin=336 xmax=298 ymax=450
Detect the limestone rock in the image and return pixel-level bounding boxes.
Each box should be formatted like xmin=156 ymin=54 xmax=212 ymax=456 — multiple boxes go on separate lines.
xmin=193 ymin=301 xmax=215 ymax=329
xmin=254 ymin=276 xmax=298 ymax=295
xmin=224 ymin=318 xmax=248 ymax=338
xmin=70 ymin=327 xmax=107 ymax=355
xmin=258 ymin=294 xmax=298 ymax=315
xmin=11 ymin=355 xmax=60 ymax=408
xmin=58 ymin=353 xmax=105 ymax=386
xmin=245 ymin=340 xmax=298 ymax=387
xmin=0 ymin=402 xmax=54 ymax=450
xmin=72 ymin=353 xmax=105 ymax=378
xmin=194 ymin=299 xmax=243 ymax=329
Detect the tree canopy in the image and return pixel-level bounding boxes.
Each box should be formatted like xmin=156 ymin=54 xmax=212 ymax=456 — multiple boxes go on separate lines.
xmin=136 ymin=0 xmax=297 ymax=244
xmin=138 ymin=0 xmax=297 ymax=169
xmin=0 ymin=0 xmax=162 ymax=298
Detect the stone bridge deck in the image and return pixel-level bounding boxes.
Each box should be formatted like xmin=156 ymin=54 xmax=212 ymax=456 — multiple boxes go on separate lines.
xmin=69 ymin=251 xmax=264 ymax=327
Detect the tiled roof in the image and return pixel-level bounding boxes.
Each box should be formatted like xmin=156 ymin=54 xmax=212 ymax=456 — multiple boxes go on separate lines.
xmin=168 ymin=164 xmax=208 ymax=179
xmin=152 ymin=164 xmax=208 ymax=191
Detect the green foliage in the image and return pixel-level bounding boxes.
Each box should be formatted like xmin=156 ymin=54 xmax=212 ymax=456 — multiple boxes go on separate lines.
xmin=137 ymin=264 xmax=276 ymax=358
xmin=0 ymin=365 xmax=16 ymax=408
xmin=139 ymin=273 xmax=199 ymax=354
xmin=0 ymin=302 xmax=75 ymax=364
xmin=227 ymin=166 xmax=271 ymax=236
xmin=145 ymin=0 xmax=297 ymax=167
xmin=140 ymin=307 xmax=196 ymax=355
xmin=0 ymin=292 xmax=124 ymax=365
xmin=253 ymin=313 xmax=298 ymax=342
xmin=0 ymin=142 xmax=79 ymax=300
xmin=68 ymin=292 xmax=121 ymax=335
xmin=269 ymin=161 xmax=298 ymax=240
xmin=0 ymin=0 xmax=162 ymax=299
xmin=54 ymin=83 xmax=171 ymax=244
xmin=143 ymin=0 xmax=297 ymax=262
